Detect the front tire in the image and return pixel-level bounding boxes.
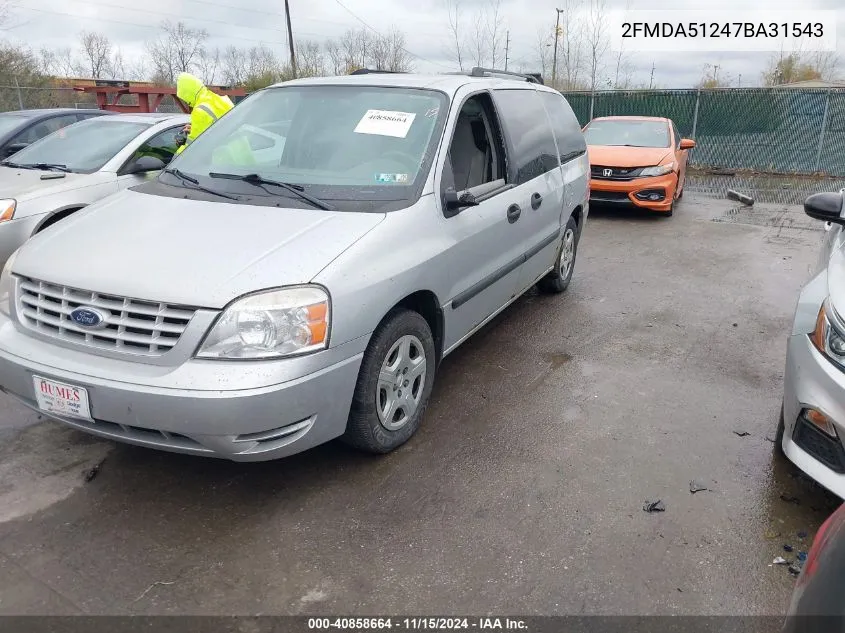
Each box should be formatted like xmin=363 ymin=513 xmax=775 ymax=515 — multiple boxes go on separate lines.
xmin=342 ymin=309 xmax=436 ymax=453
xmin=538 ymin=215 xmax=578 ymax=294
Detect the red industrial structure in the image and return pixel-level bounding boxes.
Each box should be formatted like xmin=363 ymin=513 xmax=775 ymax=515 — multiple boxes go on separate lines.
xmin=71 ymin=80 xmax=247 ymax=113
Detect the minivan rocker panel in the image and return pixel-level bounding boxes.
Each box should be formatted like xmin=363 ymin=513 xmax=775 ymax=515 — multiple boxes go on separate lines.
xmin=14 ymin=188 xmax=387 ymax=309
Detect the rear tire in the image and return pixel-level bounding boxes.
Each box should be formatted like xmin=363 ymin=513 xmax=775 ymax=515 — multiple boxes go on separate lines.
xmin=342 ymin=309 xmax=436 ymax=454
xmin=538 ymin=215 xmax=578 ymax=294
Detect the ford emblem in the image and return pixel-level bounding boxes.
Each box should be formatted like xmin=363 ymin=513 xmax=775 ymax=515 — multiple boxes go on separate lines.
xmin=69 ymin=306 xmax=106 ymax=329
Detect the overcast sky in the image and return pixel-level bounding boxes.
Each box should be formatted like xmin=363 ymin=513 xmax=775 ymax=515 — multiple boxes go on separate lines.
xmin=1 ymin=0 xmax=843 ymax=87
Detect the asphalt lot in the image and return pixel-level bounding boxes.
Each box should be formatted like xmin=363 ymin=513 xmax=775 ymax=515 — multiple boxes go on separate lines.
xmin=0 ymin=185 xmax=841 ymax=616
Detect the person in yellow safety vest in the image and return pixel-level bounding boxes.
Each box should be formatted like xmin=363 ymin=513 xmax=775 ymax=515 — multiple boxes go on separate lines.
xmin=174 ymin=72 xmax=234 ymax=155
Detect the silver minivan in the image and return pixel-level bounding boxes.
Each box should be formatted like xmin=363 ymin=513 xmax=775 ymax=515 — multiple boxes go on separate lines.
xmin=0 ymin=71 xmax=589 ymax=461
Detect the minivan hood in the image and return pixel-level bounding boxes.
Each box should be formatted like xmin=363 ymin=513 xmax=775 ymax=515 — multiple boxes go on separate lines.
xmin=587 ymin=145 xmax=673 ymax=168
xmin=14 ymin=189 xmax=386 ymax=308
xmin=0 ymin=167 xmax=92 ymax=200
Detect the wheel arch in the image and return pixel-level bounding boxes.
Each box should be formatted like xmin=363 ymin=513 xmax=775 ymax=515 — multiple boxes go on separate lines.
xmin=33 ymin=205 xmax=85 ymax=234
xmin=381 ymin=290 xmax=445 ymax=366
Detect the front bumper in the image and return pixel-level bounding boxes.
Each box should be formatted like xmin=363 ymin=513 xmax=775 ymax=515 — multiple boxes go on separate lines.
xmin=0 ymin=310 xmax=366 ymax=462
xmin=589 ymin=172 xmax=678 ymax=211
xmin=783 ymin=333 xmax=845 ymax=499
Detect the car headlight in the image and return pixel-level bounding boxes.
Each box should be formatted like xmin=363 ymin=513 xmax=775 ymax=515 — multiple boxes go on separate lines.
xmin=810 ymin=299 xmax=845 ymax=367
xmin=0 ymin=199 xmax=15 ymax=223
xmin=640 ymin=163 xmax=676 ymax=177
xmin=196 ymin=286 xmax=330 ymax=359
xmin=0 ymin=247 xmax=19 ymax=312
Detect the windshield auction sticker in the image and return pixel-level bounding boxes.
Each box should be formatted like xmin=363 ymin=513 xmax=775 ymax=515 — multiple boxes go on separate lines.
xmin=608 ymin=10 xmax=837 ymax=52
xmin=355 ymin=110 xmax=417 ymax=138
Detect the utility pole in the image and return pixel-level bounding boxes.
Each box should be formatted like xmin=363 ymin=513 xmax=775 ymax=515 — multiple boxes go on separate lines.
xmin=284 ymin=0 xmax=297 ymax=78
xmin=649 ymin=62 xmax=655 ymax=89
xmin=551 ymin=8 xmax=563 ymax=86
xmin=504 ymin=30 xmax=510 ymax=71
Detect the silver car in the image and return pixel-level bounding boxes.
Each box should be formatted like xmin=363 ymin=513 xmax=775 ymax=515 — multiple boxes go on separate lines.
xmin=0 ymin=71 xmax=589 ymax=461
xmin=0 ymin=113 xmax=189 ymax=269
xmin=781 ymin=189 xmax=845 ymax=498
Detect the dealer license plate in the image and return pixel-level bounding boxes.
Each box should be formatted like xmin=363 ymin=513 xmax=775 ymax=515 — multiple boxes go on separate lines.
xmin=32 ymin=375 xmax=92 ymax=420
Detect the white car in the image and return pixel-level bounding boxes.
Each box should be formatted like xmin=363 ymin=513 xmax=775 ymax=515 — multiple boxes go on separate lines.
xmin=0 ymin=112 xmax=189 ymax=269
xmin=781 ymin=189 xmax=845 ymax=498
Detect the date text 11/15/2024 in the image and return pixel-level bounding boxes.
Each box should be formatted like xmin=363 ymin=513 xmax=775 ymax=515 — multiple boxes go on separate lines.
xmin=308 ymin=618 xmax=529 ymax=630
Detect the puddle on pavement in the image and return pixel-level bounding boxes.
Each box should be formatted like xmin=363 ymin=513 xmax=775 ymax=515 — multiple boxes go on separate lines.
xmin=711 ymin=206 xmax=821 ymax=231
xmin=686 ymin=172 xmax=845 ymax=206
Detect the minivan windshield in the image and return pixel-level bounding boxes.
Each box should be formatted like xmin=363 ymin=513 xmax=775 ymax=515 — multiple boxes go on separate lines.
xmin=169 ymin=85 xmax=449 ymax=211
xmin=584 ymin=119 xmax=670 ymax=148
xmin=3 ymin=118 xmax=149 ymax=173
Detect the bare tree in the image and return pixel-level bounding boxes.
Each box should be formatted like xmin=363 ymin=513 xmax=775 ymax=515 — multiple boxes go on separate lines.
xmin=324 ymin=39 xmax=345 ymax=76
xmin=147 ymin=20 xmax=209 ymax=83
xmin=221 ymin=46 xmax=247 ymax=85
xmin=297 ymin=39 xmax=325 ymax=78
xmin=585 ymin=0 xmax=609 ymax=92
xmin=109 ymin=48 xmax=126 ymax=80
xmin=444 ymin=0 xmax=465 ymax=71
xmin=555 ymin=0 xmax=586 ymax=90
xmin=535 ymin=28 xmax=552 ymax=80
xmin=487 ymin=0 xmax=505 ymax=69
xmin=611 ymin=0 xmax=632 ymax=89
xmin=470 ymin=13 xmax=488 ymax=67
xmin=381 ymin=29 xmax=413 ymax=73
xmin=39 ymin=47 xmax=78 ymax=78
xmin=79 ymin=31 xmax=112 ymax=79
xmin=197 ymin=47 xmax=220 ymax=85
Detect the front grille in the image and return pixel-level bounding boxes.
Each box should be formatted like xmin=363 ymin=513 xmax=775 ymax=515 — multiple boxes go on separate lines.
xmin=16 ymin=277 xmax=197 ymax=355
xmin=590 ymin=190 xmax=631 ymax=202
xmin=591 ymin=165 xmax=645 ymax=180
xmin=793 ymin=418 xmax=845 ymax=474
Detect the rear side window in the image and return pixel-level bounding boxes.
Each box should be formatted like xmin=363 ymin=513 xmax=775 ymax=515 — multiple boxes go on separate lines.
xmin=493 ymin=89 xmax=559 ymax=185
xmin=538 ymin=91 xmax=587 ymax=164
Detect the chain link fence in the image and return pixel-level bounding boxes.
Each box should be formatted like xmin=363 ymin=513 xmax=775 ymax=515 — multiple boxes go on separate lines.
xmin=3 ymin=83 xmax=844 ymax=177
xmin=562 ymin=87 xmax=845 ymax=177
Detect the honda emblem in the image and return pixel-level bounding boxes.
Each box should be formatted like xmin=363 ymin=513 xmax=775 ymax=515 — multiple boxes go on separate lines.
xmin=602 ymin=168 xmax=613 ymax=177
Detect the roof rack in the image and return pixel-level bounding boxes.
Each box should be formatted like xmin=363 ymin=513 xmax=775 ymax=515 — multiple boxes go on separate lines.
xmin=469 ymin=67 xmax=544 ymax=85
xmin=349 ymin=68 xmax=406 ymax=75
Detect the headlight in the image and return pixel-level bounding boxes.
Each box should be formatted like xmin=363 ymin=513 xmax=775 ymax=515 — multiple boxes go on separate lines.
xmin=810 ymin=300 xmax=845 ymax=367
xmin=0 ymin=247 xmax=19 ymax=311
xmin=640 ymin=163 xmax=675 ymax=177
xmin=0 ymin=199 xmax=15 ymax=223
xmin=196 ymin=286 xmax=330 ymax=359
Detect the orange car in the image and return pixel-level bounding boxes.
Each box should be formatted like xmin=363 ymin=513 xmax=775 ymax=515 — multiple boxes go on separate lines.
xmin=583 ymin=116 xmax=695 ymax=216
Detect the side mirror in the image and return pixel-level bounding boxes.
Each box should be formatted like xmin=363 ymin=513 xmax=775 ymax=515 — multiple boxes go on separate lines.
xmin=679 ymin=139 xmax=696 ymax=150
xmin=443 ymin=188 xmax=480 ymax=217
xmin=3 ymin=142 xmax=28 ymax=158
xmin=805 ymin=192 xmax=845 ymax=225
xmin=124 ymin=155 xmax=166 ymax=175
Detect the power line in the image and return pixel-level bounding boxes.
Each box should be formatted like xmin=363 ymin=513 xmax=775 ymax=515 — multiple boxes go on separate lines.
xmin=14 ymin=0 xmax=329 ymax=41
xmin=330 ymin=0 xmax=452 ymax=69
xmin=179 ymin=0 xmax=444 ymax=38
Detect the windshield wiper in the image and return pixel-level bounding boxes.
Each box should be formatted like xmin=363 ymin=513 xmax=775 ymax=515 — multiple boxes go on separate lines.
xmin=163 ymin=168 xmax=239 ymax=201
xmin=1 ymin=162 xmax=70 ymax=172
xmin=208 ymin=172 xmax=335 ymax=211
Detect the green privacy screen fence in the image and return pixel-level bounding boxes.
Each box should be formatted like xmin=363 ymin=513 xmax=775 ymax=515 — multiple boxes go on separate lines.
xmin=561 ymin=88 xmax=845 ymax=177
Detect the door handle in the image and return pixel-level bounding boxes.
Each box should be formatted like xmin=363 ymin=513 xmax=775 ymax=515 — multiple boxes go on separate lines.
xmin=530 ymin=192 xmax=543 ymax=210
xmin=506 ymin=204 xmax=521 ymax=224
